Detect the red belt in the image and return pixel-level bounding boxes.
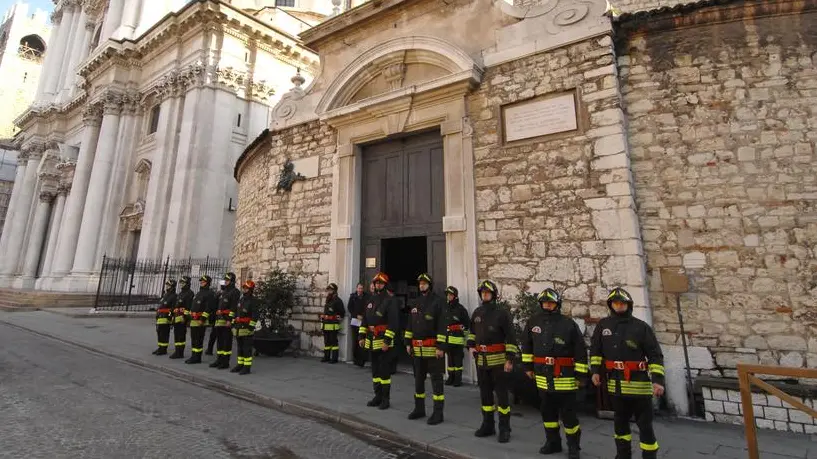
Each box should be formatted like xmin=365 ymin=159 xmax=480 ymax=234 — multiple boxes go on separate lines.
xmin=172 ymin=308 xmax=185 ymax=315
xmin=533 ymin=356 xmax=575 ymax=377
xmin=476 ymin=344 xmax=506 ymax=353
xmin=157 ymin=308 xmax=171 ymax=314
xmin=321 ymin=315 xmax=340 ymax=321
xmin=412 ymin=338 xmax=437 ymax=347
xmin=236 ymin=317 xmax=251 ymax=324
xmin=191 ymin=312 xmax=203 ymax=319
xmin=447 ymin=324 xmax=464 ymax=331
xmin=605 ymin=360 xmax=647 ymax=381
xmin=217 ymin=309 xmax=231 ymax=315
xmin=368 ymin=325 xmax=388 ymax=334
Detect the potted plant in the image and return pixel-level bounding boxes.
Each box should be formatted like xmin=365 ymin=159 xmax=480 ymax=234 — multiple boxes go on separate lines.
xmin=253 ymin=268 xmax=298 ymax=357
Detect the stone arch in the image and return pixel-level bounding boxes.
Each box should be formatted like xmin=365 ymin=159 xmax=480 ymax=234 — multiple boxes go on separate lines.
xmin=18 ymin=34 xmax=46 ymax=59
xmin=316 ymin=36 xmax=481 ymax=114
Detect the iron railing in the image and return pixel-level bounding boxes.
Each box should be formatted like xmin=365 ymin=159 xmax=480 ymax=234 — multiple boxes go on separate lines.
xmin=94 ymin=255 xmax=231 ymax=311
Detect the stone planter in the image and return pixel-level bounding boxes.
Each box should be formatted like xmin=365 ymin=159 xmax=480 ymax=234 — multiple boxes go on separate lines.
xmin=253 ymin=330 xmax=295 ymax=357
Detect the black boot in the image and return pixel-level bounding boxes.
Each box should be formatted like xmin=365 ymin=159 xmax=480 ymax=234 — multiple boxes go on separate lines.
xmin=474 ymin=411 xmax=496 ymax=437
xmin=408 ymin=397 xmax=426 ymax=420
xmin=330 ymin=350 xmax=339 ymax=364
xmin=231 ymin=363 xmax=243 ymax=373
xmin=321 ymin=350 xmax=330 ymax=362
xmin=209 ymin=355 xmax=221 ymax=368
xmin=169 ymin=347 xmax=184 ymax=359
xmin=640 ymin=448 xmax=657 ymax=459
xmin=152 ymin=347 xmax=161 ymax=355
xmin=615 ymin=438 xmax=632 ymax=459
xmin=427 ymin=400 xmax=444 ymax=425
xmin=453 ymin=371 xmax=463 ymax=387
xmin=566 ymin=430 xmax=581 ymax=459
xmin=367 ymin=384 xmax=382 ymax=407
xmin=445 ymin=373 xmax=454 ymax=386
xmin=218 ymin=355 xmax=230 ymax=369
xmin=498 ymin=412 xmax=511 ymax=443
xmin=539 ymin=428 xmax=562 ymax=454
xmin=239 ymin=365 xmax=251 ymax=375
xmin=156 ymin=347 xmax=168 ymax=356
xmin=185 ymin=353 xmax=201 ymax=364
xmin=379 ymin=384 xmax=391 ymax=410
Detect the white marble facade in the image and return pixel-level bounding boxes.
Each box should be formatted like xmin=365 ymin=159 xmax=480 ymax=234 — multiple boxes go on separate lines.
xmin=0 ymin=0 xmax=321 ymax=291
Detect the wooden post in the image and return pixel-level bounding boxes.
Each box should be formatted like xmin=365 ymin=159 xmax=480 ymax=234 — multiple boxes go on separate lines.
xmin=737 ymin=365 xmax=759 ymax=459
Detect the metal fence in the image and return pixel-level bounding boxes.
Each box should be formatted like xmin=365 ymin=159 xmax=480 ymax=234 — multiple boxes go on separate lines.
xmin=94 ymin=255 xmax=231 ymax=311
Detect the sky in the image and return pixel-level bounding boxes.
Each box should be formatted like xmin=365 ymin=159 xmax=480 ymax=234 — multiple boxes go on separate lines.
xmin=0 ymin=0 xmax=53 ymax=17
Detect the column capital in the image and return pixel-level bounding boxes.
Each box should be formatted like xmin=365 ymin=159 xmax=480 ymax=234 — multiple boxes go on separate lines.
xmin=39 ymin=190 xmax=57 ymax=203
xmin=102 ymin=91 xmax=124 ymax=115
xmin=20 ymin=142 xmax=45 ymax=162
xmin=85 ymin=20 xmax=96 ymax=31
xmin=82 ymin=103 xmax=103 ymax=126
xmin=50 ymin=9 xmax=63 ymax=24
xmin=57 ymin=159 xmax=77 ymax=194
xmin=215 ymin=66 xmax=249 ymax=94
xmin=121 ymin=90 xmax=142 ymax=115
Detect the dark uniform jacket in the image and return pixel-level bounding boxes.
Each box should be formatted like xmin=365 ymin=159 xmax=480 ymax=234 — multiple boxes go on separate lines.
xmin=215 ymin=286 xmax=240 ymax=327
xmin=437 ymin=300 xmax=470 ymax=351
xmin=321 ymin=296 xmax=346 ymax=331
xmin=590 ymin=313 xmax=665 ymax=397
xmin=190 ymin=288 xmax=218 ymax=327
xmin=467 ymin=301 xmax=519 ymax=368
xmin=521 ymin=311 xmax=588 ymax=392
xmin=156 ymin=291 xmax=177 ymax=325
xmin=404 ymin=291 xmax=444 ymax=358
xmin=348 ymin=293 xmax=368 ymax=319
xmin=172 ymin=287 xmax=194 ymax=325
xmin=359 ymin=290 xmax=400 ymax=351
xmin=232 ymin=293 xmax=259 ymax=337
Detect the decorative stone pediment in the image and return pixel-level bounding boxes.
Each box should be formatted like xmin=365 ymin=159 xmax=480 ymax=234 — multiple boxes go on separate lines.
xmin=345 ymin=51 xmax=453 ymax=105
xmin=134 ymin=158 xmax=152 ymax=175
xmin=119 ymin=199 xmax=145 ymax=231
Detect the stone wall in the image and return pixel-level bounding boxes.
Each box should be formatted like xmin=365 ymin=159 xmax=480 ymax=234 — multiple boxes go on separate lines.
xmin=232 ymin=120 xmax=337 ymax=353
xmin=700 ymin=382 xmax=817 ymax=434
xmin=468 ymin=35 xmax=649 ymax=323
xmin=512 ymin=0 xmax=690 ymax=13
xmin=621 ymin=11 xmax=817 ymax=381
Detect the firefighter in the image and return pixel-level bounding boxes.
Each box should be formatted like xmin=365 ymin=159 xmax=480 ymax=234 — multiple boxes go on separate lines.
xmin=205 ymin=286 xmax=222 ymax=355
xmin=358 ymin=272 xmax=400 ymax=410
xmin=348 ymin=283 xmax=368 ymax=367
xmin=467 ymin=280 xmax=518 ymax=443
xmin=231 ymin=280 xmax=259 ymax=375
xmin=185 ymin=275 xmax=218 ymax=364
xmin=169 ymin=276 xmax=194 ymax=359
xmin=152 ymin=279 xmax=177 ymax=355
xmin=211 ymin=272 xmax=240 ymax=369
xmin=439 ymin=286 xmax=469 ymax=387
xmin=521 ymin=288 xmax=588 ymax=458
xmin=590 ymin=287 xmax=665 ymax=459
xmin=321 ymin=283 xmax=346 ymax=364
xmin=404 ymin=273 xmax=446 ymax=425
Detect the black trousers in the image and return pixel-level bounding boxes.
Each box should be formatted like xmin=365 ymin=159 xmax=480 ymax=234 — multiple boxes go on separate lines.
xmin=172 ymin=323 xmax=187 ymax=350
xmin=207 ymin=324 xmax=217 ymax=351
xmin=190 ymin=326 xmax=206 ymax=354
xmin=446 ymin=348 xmax=464 ymax=373
xmin=350 ymin=326 xmax=366 ymax=365
xmin=413 ymin=357 xmax=444 ymax=400
xmin=477 ymin=366 xmax=510 ymax=414
xmin=323 ymin=330 xmax=339 ymax=351
xmin=236 ymin=336 xmax=254 ymax=366
xmin=156 ymin=324 xmax=170 ymax=348
xmin=215 ymin=326 xmax=233 ymax=357
xmin=540 ymin=391 xmax=580 ymax=433
xmin=612 ymin=396 xmax=658 ymax=452
xmin=371 ymin=349 xmax=395 ymax=388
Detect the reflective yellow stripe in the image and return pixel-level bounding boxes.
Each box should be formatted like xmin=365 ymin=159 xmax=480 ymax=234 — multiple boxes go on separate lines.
xmin=412 ymin=348 xmax=438 ymax=358
xmin=174 ymin=342 xmax=185 ymax=346
xmin=497 ymin=406 xmax=511 ymax=415
xmin=574 ymin=363 xmax=589 ymax=373
xmin=322 ymin=324 xmax=340 ymax=331
xmin=405 ymin=331 xmax=414 ymax=339
xmin=564 ymin=425 xmax=580 ymax=435
xmin=481 ymin=405 xmax=495 ymax=412
xmin=191 ymin=347 xmax=203 ymax=352
xmin=432 ymin=394 xmax=445 ymax=401
xmin=415 ymin=393 xmax=426 ymax=399
xmin=467 ymin=333 xmax=476 ymax=341
xmin=436 ymin=334 xmax=465 ymax=345
xmin=201 ymin=312 xmax=210 ymax=319
xmin=590 ymin=355 xmax=603 ymax=365
xmin=157 ymin=342 xmax=168 ymax=346
xmin=505 ymin=344 xmax=519 ymax=354
xmin=243 ymin=357 xmax=252 ymax=366
xmin=237 ymin=357 xmax=244 ymax=364
xmin=608 ymin=380 xmax=653 ymax=396
xmin=380 ymin=379 xmax=391 ymax=385
xmin=373 ymin=378 xmax=382 ymax=383
xmin=615 ymin=434 xmax=632 ymax=441
xmin=536 ymin=375 xmax=579 ymax=391
xmin=447 ymin=366 xmax=463 ymax=371
xmin=384 ymin=330 xmax=395 ymax=339
xmin=249 ymin=321 xmax=257 ymax=327
xmin=640 ymin=442 xmax=659 ymax=451
xmin=217 ymin=350 xmax=233 ymax=356
xmin=649 ymin=364 xmax=665 ymax=376
xmin=156 ymin=319 xmax=170 ymax=325
xmin=190 ymin=320 xmax=204 ymax=327
xmin=173 ymin=316 xmax=185 ymax=323
xmin=544 ymin=421 xmax=560 ymax=429
xmin=521 ymin=353 xmax=533 ymax=363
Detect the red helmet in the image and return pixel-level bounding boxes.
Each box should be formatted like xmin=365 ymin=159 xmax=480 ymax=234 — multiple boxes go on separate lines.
xmin=242 ymin=280 xmax=255 ymax=290
xmin=372 ymin=272 xmax=389 ymax=284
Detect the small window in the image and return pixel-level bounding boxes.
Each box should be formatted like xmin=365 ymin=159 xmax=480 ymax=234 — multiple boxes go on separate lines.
xmin=275 ymin=0 xmax=295 ymax=7
xmin=244 ymin=52 xmax=249 ymax=62
xmin=147 ymin=105 xmax=160 ymax=134
xmin=23 ymin=72 xmax=27 ymax=83
xmin=236 ymin=114 xmax=242 ymax=127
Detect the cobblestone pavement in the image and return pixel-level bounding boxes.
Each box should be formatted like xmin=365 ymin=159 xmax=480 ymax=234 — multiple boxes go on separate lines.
xmin=0 ymin=324 xmax=436 ymax=459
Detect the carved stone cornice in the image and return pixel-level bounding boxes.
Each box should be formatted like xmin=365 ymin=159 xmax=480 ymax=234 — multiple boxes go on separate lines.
xmin=121 ymin=91 xmax=141 ymax=115
xmin=82 ymin=103 xmax=103 ymax=126
xmin=102 ymin=91 xmax=124 ymax=115
xmin=250 ymin=80 xmax=275 ymax=103
xmin=152 ymin=69 xmax=183 ymax=101
xmin=179 ymin=62 xmax=209 ymax=89
xmin=50 ymin=9 xmax=63 ymax=24
xmin=215 ymin=66 xmax=248 ymax=92
xmin=57 ymin=159 xmax=77 ymax=195
xmin=20 ymin=141 xmax=45 ymax=161
xmin=62 ymin=0 xmax=82 ymax=10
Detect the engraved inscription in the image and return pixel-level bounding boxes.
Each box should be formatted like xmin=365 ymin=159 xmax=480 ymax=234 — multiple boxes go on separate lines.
xmin=503 ymin=93 xmax=577 ymax=142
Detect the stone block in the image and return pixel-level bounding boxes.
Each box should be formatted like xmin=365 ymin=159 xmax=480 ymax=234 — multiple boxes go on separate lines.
xmin=773 ymin=421 xmax=788 ymax=431
xmin=713 ymin=413 xmax=743 ymax=425
xmin=804 ymin=424 xmax=817 ymax=434
xmin=764 ymin=406 xmax=789 ymax=421
xmin=591 ymin=153 xmax=628 ymax=170
xmin=723 ymin=401 xmax=741 ymax=415
xmin=711 ymin=388 xmax=729 ymax=401
xmin=789 ymin=409 xmax=815 ymax=425
xmin=594 ymin=134 xmax=626 ymax=157
xmin=704 ymin=399 xmax=724 ymax=414
xmin=727 ymin=390 xmax=743 ymax=402
xmin=682 ymin=252 xmax=706 ymax=269
xmin=756 ymin=419 xmax=775 ymax=430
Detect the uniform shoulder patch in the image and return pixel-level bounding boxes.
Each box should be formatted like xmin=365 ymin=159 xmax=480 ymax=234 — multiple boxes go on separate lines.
xmin=554 ymin=336 xmax=565 ymax=345
xmin=602 ymin=328 xmax=612 ymax=336
xmin=625 ymin=339 xmax=638 ymax=349
xmin=367 ymin=303 xmax=373 ymax=309
xmin=531 ymin=326 xmax=541 ymax=334
xmin=411 ymin=307 xmax=419 ymax=314
xmin=474 ymin=316 xmax=482 ymax=323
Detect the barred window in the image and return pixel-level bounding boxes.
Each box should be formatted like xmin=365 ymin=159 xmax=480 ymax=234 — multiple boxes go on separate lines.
xmin=275 ymin=0 xmax=295 ymax=7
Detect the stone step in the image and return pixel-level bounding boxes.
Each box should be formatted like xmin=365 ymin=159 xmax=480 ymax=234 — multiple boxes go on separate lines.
xmin=0 ymin=288 xmax=96 ymax=309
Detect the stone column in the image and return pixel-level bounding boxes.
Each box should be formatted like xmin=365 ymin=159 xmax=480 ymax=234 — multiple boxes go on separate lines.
xmin=42 ymin=7 xmax=72 ymax=99
xmin=61 ymin=8 xmax=90 ymax=99
xmin=57 ymin=2 xmax=83 ymax=102
xmin=0 ymin=153 xmax=28 ymax=260
xmin=1 ymin=145 xmax=44 ymax=275
xmin=100 ymin=0 xmax=125 ymax=42
xmin=35 ymin=10 xmax=63 ymax=100
xmin=116 ymin=0 xmax=141 ymax=39
xmin=71 ymin=92 xmax=123 ymax=274
xmin=22 ymin=193 xmax=55 ymax=280
xmin=51 ymin=105 xmax=103 ymax=276
xmin=40 ymin=186 xmax=68 ymax=278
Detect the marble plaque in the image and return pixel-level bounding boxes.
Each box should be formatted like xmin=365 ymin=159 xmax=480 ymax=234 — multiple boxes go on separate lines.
xmin=503 ymin=92 xmax=577 ymax=142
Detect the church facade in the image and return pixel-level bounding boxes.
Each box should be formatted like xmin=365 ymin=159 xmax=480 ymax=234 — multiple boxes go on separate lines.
xmin=233 ymin=0 xmax=817 ymax=424
xmin=0 ymin=0 xmax=323 ymax=292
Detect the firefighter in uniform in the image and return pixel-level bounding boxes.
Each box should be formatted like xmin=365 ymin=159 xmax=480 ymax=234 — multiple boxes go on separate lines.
xmin=439 ymin=286 xmax=469 ymax=387
xmin=321 ymin=283 xmax=346 ymax=364
xmin=231 ymin=280 xmax=259 ymax=375
xmin=358 ymin=272 xmax=400 ymax=410
xmin=152 ymin=280 xmax=177 ymax=355
xmin=404 ymin=273 xmax=446 ymax=425
xmin=211 ymin=272 xmax=241 ymax=369
xmin=521 ymin=288 xmax=588 ymax=458
xmin=169 ymin=276 xmax=194 ymax=359
xmin=205 ymin=285 xmax=223 ymax=355
xmin=185 ymin=275 xmax=218 ymax=364
xmin=348 ymin=283 xmax=368 ymax=367
xmin=467 ymin=280 xmax=518 ymax=443
xmin=591 ymin=287 xmax=665 ymax=459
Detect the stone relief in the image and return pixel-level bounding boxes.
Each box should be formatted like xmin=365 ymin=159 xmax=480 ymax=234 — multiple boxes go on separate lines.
xmin=275 ymin=159 xmax=305 ymax=192
xmin=119 ymin=200 xmax=145 ymax=231
xmin=215 ymin=66 xmax=248 ymax=91
xmin=272 ymin=70 xmax=306 ymax=122
xmin=56 ymin=159 xmax=77 ymax=195
xmin=82 ymin=103 xmax=103 ymax=125
xmin=382 ymin=63 xmax=406 ymax=91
